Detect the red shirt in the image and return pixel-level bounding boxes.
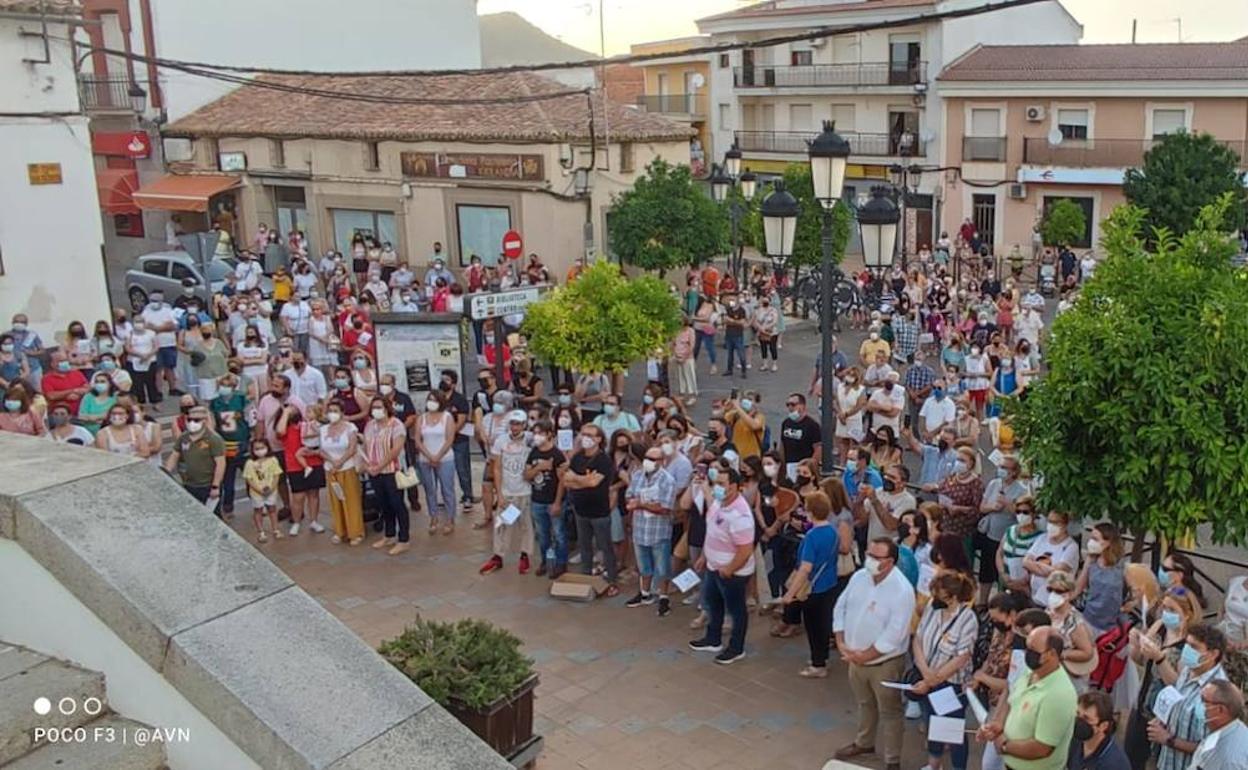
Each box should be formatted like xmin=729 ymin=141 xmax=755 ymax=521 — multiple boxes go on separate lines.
xmin=483 ymin=343 xmax=513 ymax=384
xmin=341 ymin=322 xmax=376 ymax=359
xmin=701 ymin=266 xmax=721 ymax=298
xmin=41 ymin=369 xmax=88 ymax=413
xmin=279 ymin=420 xmax=324 ymax=472
xmin=466 ymin=264 xmax=485 ymax=293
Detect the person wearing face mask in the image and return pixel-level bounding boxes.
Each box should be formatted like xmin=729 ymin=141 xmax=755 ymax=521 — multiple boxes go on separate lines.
xmin=0 ymin=332 xmax=29 ymax=386
xmin=164 ymin=405 xmax=226 ymax=512
xmin=524 ymin=419 xmax=567 ymax=579
xmin=976 ymin=455 xmax=1034 ymax=602
xmin=9 ymin=313 xmax=45 ymax=388
xmin=189 ymin=322 xmax=227 ymax=402
xmin=832 ymin=537 xmax=917 ymax=770
xmin=278 ymin=292 xmax=313 ymax=356
xmin=0 ymin=383 xmax=44 ymax=436
xmin=996 ymin=495 xmax=1041 ymax=592
xmin=1068 ymin=690 xmax=1130 ymax=770
xmin=1127 ymin=590 xmax=1194 ymax=756
xmin=94 ymin=353 xmax=131 ymax=396
xmin=988 ymin=349 xmax=1020 ymax=419
xmin=139 ymin=292 xmax=181 ymax=398
xmin=340 ymin=312 xmax=376 ymax=366
xmin=935 ymin=445 xmax=983 ymax=544
xmin=1069 ymin=523 xmax=1127 ymax=637
xmin=1023 ymin=511 xmax=1080 ymax=606
xmin=1158 ymin=553 xmax=1209 ymax=611
xmin=656 ymin=430 xmax=693 ymax=493
xmin=964 ymin=342 xmax=993 ymax=420
xmin=361 ymin=397 xmax=411 ymax=555
xmin=242 ymin=438 xmax=284 ymax=543
xmin=688 ymin=466 xmax=754 ymax=664
xmin=864 ymin=463 xmax=915 ymax=542
xmin=592 ymin=393 xmax=640 ymax=438
xmin=560 ymin=424 xmax=619 ymax=593
xmin=970 ymin=591 xmax=1027 ymax=725
xmin=833 ymin=367 xmax=867 ymax=463
xmin=977 ymin=627 xmax=1077 ymax=770
xmin=41 ymin=351 xmax=90 ymax=415
xmin=668 ymin=317 xmax=699 ymax=405
xmin=778 ymin=393 xmax=822 ymax=479
xmin=63 ymin=321 xmax=94 ymax=374
xmin=867 ymin=370 xmax=906 ymax=437
xmin=724 ymin=390 xmax=765 ymax=460
xmin=1044 ymin=571 xmax=1098 ymax=689
xmin=859 ymin=322 xmax=891 ymax=369
xmin=574 ymin=371 xmax=609 ymax=420
xmin=412 ymin=390 xmax=458 ymax=535
xmin=1188 ymin=680 xmax=1248 ymax=770
xmin=208 ymin=374 xmax=249 ymax=517
xmin=718 ymin=292 xmax=748 ymax=379
xmin=316 ymin=402 xmax=365 ymax=545
xmin=778 ymin=490 xmax=847 ymax=677
xmin=433 ymin=370 xmax=475 ymax=507
xmin=916 ymin=377 xmax=956 ymax=441
xmin=75 ymin=373 xmax=116 ymax=436
xmin=1147 ymin=624 xmax=1230 ymax=770
xmin=751 ymin=293 xmax=780 ymax=373
xmin=279 ymin=351 xmax=327 ymax=408
xmin=623 ymin=445 xmax=677 ymax=615
xmin=48 ymin=402 xmax=94 ymax=445
xmin=910 ymin=572 xmax=979 ymax=770
xmin=481 ymin=321 xmax=513 ymax=386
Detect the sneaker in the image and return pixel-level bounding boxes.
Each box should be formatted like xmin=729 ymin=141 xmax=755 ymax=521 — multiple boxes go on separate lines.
xmin=709 ymin=365 xmax=717 ymax=375
xmin=746 ymin=362 xmax=752 ymax=370
xmin=331 ymin=535 xmax=342 ymax=545
xmin=288 ymin=523 xmax=301 ymax=537
xmin=626 ymin=592 xmax=655 ymax=608
xmin=257 ymin=531 xmax=268 ymax=543
xmin=715 ymin=649 xmax=746 ymax=665
xmin=681 ymin=593 xmax=698 ymax=606
xmin=568 ymin=553 xmax=583 ymax=565
xmin=799 ymin=665 xmax=828 ymax=679
xmin=274 ymin=530 xmax=284 ymax=540
xmin=518 ymin=553 xmax=531 ymax=575
xmin=657 ymin=597 xmax=671 ymax=617
xmin=688 ymin=638 xmax=724 ymax=653
xmin=905 ymin=700 xmax=924 ymax=720
xmin=689 ymin=611 xmax=708 ymax=630
xmin=479 ymin=555 xmax=503 ymax=575
xmin=308 ymin=520 xmax=326 ymax=534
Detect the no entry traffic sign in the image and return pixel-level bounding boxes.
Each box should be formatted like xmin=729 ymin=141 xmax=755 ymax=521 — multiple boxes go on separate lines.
xmin=501 ymin=229 xmax=523 ymax=260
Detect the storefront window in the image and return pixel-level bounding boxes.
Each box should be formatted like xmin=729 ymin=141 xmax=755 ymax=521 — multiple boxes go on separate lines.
xmin=331 ymin=209 xmax=396 ymax=254
xmin=455 ymin=204 xmax=511 ymax=267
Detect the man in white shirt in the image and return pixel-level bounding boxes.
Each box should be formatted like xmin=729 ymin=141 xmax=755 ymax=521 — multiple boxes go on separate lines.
xmin=279 ymin=296 xmax=312 ymax=355
xmin=139 ymin=292 xmax=180 ymax=396
xmin=833 ymin=538 xmax=915 ymax=770
xmin=1016 ymin=306 xmax=1045 ymax=351
xmin=1190 ymin=680 xmax=1248 ymax=770
xmin=918 ymin=379 xmax=956 ymax=440
xmin=234 ymin=252 xmax=263 ymax=291
xmin=864 ymin=465 xmax=916 ymax=541
xmin=866 ymin=371 xmax=906 ymax=435
xmin=281 ymin=352 xmax=327 ymax=407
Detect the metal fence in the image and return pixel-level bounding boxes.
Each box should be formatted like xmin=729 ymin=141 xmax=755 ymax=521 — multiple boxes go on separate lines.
xmin=78 ymin=74 xmax=142 ymax=111
xmin=733 ymin=61 xmax=927 ymax=88
xmin=734 ymin=130 xmax=926 ymax=157
xmin=1023 ymin=137 xmax=1248 ymax=168
xmin=635 ymin=94 xmax=706 ymax=116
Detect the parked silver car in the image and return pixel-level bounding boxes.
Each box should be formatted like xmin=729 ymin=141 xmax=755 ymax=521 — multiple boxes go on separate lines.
xmin=124 ymin=251 xmax=271 ymax=312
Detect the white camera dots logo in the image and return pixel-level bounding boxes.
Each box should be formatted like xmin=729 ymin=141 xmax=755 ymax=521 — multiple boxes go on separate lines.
xmin=31 ymin=696 xmax=102 ymax=716
xmin=32 ymin=697 xmax=51 ymax=716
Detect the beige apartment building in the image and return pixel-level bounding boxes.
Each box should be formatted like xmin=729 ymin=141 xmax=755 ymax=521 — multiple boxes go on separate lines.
xmin=152 ymin=71 xmax=692 ymax=277
xmin=629 ymin=36 xmax=713 ymax=175
xmin=938 ymin=42 xmax=1248 ymax=252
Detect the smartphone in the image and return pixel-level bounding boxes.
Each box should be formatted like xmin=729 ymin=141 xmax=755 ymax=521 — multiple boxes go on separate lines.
xmin=694 ymin=463 xmax=708 ymax=478
xmin=730 ymin=388 xmax=739 ymax=400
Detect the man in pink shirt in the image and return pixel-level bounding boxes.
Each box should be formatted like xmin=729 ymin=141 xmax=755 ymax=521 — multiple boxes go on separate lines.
xmin=688 ymin=464 xmax=755 ymax=665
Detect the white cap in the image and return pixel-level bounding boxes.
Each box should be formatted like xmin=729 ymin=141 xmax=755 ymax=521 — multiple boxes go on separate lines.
xmin=507 ymin=409 xmax=528 ymax=424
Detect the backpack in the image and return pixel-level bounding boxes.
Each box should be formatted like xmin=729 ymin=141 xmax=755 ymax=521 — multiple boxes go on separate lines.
xmin=1089 ymin=614 xmax=1136 ymax=692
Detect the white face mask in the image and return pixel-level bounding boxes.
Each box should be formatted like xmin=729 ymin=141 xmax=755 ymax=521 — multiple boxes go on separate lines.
xmin=642 ymin=459 xmax=657 ymax=473
xmin=326 ymin=412 xmax=342 ymax=424
xmin=661 ymin=443 xmax=675 ymax=457
xmin=1046 ymin=592 xmax=1067 ymax=611
xmin=371 ymin=408 xmax=386 ymax=420
xmin=425 ymin=400 xmax=439 ymax=412
xmin=580 ymin=436 xmax=597 ymax=450
xmin=869 ymin=332 xmax=879 ymax=341
xmin=1047 ymin=522 xmax=1064 ymax=539
xmin=1016 ymin=513 xmax=1032 ymax=526
xmin=1086 ymin=538 xmax=1104 ymax=555
xmin=864 ymin=556 xmax=883 ymax=577
xmin=558 ymin=415 xmax=572 ymax=428
xmin=186 ymin=420 xmax=204 ymax=433
xmin=379 ymin=384 xmax=394 ymax=396
xmin=762 ymin=462 xmax=778 ymax=478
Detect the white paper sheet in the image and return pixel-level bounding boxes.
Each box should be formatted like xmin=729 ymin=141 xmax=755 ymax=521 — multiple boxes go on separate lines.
xmin=785 ymin=462 xmax=799 ymax=483
xmin=672 ymin=569 xmax=701 ymax=593
xmin=928 ymin=686 xmax=962 ymax=716
xmin=497 ymin=504 xmax=522 ymax=526
xmin=965 ymin=689 xmax=989 ymax=725
xmin=881 ymin=681 xmax=916 ymax=691
xmin=556 ymin=429 xmax=574 ymax=452
xmin=1153 ymin=685 xmax=1183 ymax=726
xmin=928 ymin=715 xmax=966 ymax=745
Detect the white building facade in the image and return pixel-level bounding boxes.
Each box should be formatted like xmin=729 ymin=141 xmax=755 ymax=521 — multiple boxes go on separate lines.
xmin=0 ymin=1 xmax=110 ymax=346
xmin=696 ymin=0 xmax=1082 ymax=253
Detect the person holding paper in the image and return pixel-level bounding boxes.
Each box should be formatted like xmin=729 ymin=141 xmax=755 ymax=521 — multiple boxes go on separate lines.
xmin=1145 ymin=624 xmax=1230 ymax=770
xmin=688 ymin=466 xmax=755 ymax=665
xmin=624 ymin=445 xmax=677 ymax=617
xmin=562 ymin=424 xmax=620 ymax=597
xmin=481 ymin=410 xmax=534 ymax=576
xmin=1023 ymin=510 xmax=1079 ymax=606
xmin=912 ymin=572 xmax=979 ymax=770
xmin=976 ymin=627 xmax=1076 ymax=770
xmin=779 ymin=490 xmax=846 ymax=679
xmin=525 ymin=420 xmax=567 ymax=579
xmin=832 ymin=537 xmax=916 ymax=770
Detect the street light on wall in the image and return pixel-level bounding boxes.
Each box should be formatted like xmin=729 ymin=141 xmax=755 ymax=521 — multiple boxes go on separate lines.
xmin=128 ymin=82 xmax=147 ymax=114
xmin=858 ymin=186 xmax=901 ymax=269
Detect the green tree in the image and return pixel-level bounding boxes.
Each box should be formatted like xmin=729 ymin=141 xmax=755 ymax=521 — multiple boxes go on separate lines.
xmin=1012 ymin=194 xmax=1248 ymax=545
xmin=1040 ymin=198 xmax=1087 ymax=248
xmin=1123 ymin=131 xmax=1247 ymax=239
xmin=742 ymin=163 xmax=852 ymax=271
xmin=521 ymin=259 xmax=682 ymax=374
xmin=606 ymin=158 xmax=730 ymax=272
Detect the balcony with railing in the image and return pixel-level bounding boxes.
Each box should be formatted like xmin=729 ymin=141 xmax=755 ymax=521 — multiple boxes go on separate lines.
xmin=962 ymin=136 xmax=1008 ymax=162
xmin=634 ymin=93 xmax=707 ymax=118
xmin=733 ymin=61 xmax=926 ymax=89
xmin=78 ymin=74 xmax=145 ymax=113
xmin=734 ymin=130 xmax=926 ymax=157
xmin=1023 ymin=137 xmax=1248 ymax=168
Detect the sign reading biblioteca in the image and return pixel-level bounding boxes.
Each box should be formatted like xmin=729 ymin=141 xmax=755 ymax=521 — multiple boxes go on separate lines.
xmin=466 ymin=287 xmax=545 ymax=321
xmin=400 ymin=152 xmax=544 ymax=182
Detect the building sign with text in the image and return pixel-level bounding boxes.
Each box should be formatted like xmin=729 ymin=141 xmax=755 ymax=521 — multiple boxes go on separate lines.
xmin=400 ymin=152 xmax=544 ymax=182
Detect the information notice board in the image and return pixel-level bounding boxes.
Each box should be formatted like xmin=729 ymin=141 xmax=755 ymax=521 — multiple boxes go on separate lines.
xmin=372 ymin=313 xmax=470 ymax=401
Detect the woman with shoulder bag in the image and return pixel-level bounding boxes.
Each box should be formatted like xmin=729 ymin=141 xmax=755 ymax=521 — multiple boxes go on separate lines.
xmin=779 ymin=491 xmax=844 ymax=679
xmin=909 ymin=571 xmax=979 ymax=770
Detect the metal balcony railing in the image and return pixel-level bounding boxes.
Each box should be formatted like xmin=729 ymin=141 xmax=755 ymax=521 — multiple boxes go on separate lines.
xmin=78 ymin=74 xmax=144 ymax=112
xmin=962 ymin=136 xmax=1008 ymax=162
xmin=1023 ymin=137 xmax=1248 ymax=168
xmin=733 ymin=61 xmax=926 ymax=88
xmin=634 ymin=93 xmax=707 ymax=117
xmin=734 ymin=130 xmax=926 ymax=157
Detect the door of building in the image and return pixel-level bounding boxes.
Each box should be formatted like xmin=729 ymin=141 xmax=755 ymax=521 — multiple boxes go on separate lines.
xmin=273 ymin=186 xmax=310 ymax=252
xmin=972 ymin=193 xmax=997 ymax=248
xmin=741 ymin=48 xmax=756 ymax=86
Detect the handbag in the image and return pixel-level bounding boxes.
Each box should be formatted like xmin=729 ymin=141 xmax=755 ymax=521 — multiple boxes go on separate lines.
xmin=903 ymin=606 xmax=968 ymax=701
xmin=394 ymin=450 xmax=419 ymax=490
xmin=784 ymin=560 xmax=829 ymax=604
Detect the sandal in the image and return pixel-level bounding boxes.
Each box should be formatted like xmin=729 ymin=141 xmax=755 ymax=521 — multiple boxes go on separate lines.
xmin=472 ymin=518 xmax=492 ymax=530
xmin=601 ymin=584 xmax=620 ymax=598
xmin=441 ymin=524 xmax=454 ymax=535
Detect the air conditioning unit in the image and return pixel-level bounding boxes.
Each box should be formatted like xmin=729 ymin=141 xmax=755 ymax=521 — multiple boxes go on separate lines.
xmin=808 ymin=36 xmax=827 ymax=48
xmin=1008 ymin=183 xmax=1027 ymax=200
xmin=1025 ymin=105 xmax=1046 ymax=122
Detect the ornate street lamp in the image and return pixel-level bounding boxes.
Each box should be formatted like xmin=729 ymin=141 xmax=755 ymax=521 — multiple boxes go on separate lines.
xmin=128 ymin=82 xmax=147 ymax=114
xmin=760 ymin=181 xmax=799 ymax=262
xmin=808 ymin=120 xmax=851 ymax=210
xmin=858 ymin=186 xmax=901 ymax=269
xmin=724 ymin=141 xmax=743 ymax=178
xmin=709 ymin=163 xmax=731 ymax=204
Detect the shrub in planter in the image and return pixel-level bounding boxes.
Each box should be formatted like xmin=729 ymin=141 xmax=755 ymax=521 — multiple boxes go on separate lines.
xmin=380 ymin=617 xmax=539 ymax=759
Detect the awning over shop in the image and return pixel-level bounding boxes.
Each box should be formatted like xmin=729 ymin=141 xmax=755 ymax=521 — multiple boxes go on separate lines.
xmin=96 ymin=168 xmax=140 ymax=215
xmin=132 ymin=174 xmax=240 ymax=212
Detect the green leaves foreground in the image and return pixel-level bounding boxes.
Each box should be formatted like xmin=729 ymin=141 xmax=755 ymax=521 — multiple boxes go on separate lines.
xmin=522 ymin=260 xmax=683 ymax=375
xmin=1013 ymin=195 xmax=1248 ymax=544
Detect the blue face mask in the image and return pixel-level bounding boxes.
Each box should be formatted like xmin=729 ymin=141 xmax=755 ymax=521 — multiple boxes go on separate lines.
xmin=933 ymin=388 xmax=945 ymax=400
xmin=4 ymin=399 xmax=20 ymax=412
xmin=787 ymin=410 xmax=800 ymax=421
xmin=1158 ymin=568 xmax=1172 ymax=588
xmin=711 ymin=485 xmax=726 ymax=502
xmin=218 ymin=387 xmax=234 ymax=398
xmin=707 ymin=467 xmax=720 ymax=483
xmin=492 ymin=403 xmax=505 ymax=415
xmin=642 ymin=394 xmax=654 ymax=406
xmin=100 ymin=360 xmax=116 ymax=371
xmin=56 ymin=361 xmax=71 ymax=372
xmin=1193 ymin=698 xmax=1207 ymax=725
xmin=558 ymin=394 xmax=571 ymax=406
xmin=1161 ymin=610 xmax=1181 ymax=630
xmin=1180 ymin=643 xmax=1204 ymax=670
xmin=845 ymin=459 xmax=858 ymax=473
xmin=740 ymin=398 xmax=753 ymax=412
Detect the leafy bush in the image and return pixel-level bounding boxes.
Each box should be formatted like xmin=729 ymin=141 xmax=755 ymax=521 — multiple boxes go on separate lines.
xmin=607 ymin=158 xmax=730 ymax=272
xmin=379 ymin=617 xmax=534 ymax=711
xmin=1123 ymin=131 xmax=1247 ymax=240
xmin=1040 ymin=198 xmax=1086 ymax=248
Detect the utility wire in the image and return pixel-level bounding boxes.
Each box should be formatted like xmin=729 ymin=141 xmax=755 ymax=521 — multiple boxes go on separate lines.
xmin=73 ymin=0 xmax=1050 ymax=81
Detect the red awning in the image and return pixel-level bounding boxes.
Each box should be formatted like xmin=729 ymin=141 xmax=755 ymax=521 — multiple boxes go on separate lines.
xmin=132 ymin=174 xmax=240 ymax=212
xmin=96 ymin=168 xmax=140 ymax=215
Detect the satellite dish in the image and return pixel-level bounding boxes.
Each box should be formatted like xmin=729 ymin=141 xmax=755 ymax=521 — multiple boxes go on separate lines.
xmin=1047 ymin=127 xmax=1064 ymax=146
xmin=690 ymin=73 xmax=705 ymax=90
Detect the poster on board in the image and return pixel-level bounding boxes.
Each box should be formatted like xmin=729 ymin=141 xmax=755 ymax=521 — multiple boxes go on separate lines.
xmin=373 ymin=316 xmax=468 ymax=400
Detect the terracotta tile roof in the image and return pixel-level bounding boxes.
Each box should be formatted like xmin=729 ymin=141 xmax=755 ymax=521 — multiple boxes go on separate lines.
xmin=165 ymin=71 xmax=694 ymax=144
xmin=699 ymin=0 xmax=933 ymax=24
xmin=0 ymin=0 xmax=80 ymax=15
xmin=939 ymin=41 xmax=1248 ymax=82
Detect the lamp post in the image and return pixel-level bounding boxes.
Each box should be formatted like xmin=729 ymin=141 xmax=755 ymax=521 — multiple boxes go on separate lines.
xmin=127 ymin=82 xmax=147 ymax=114
xmin=711 ymin=143 xmax=757 ymax=283
xmin=887 ymin=129 xmax=923 ymax=270
xmin=807 ymin=120 xmax=851 ymax=476
xmin=858 ymin=186 xmax=901 ymax=272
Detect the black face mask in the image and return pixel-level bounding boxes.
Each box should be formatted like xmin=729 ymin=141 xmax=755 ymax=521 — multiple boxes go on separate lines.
xmin=1024 ymin=648 xmax=1045 ymax=670
xmin=1011 ymin=633 xmax=1027 ymax=651
xmin=797 ymin=475 xmax=812 ymax=486
xmin=1073 ymin=719 xmax=1095 ymax=742
xmin=883 ymin=478 xmax=897 ymax=492
xmin=938 ymin=439 xmax=950 ymax=452
xmin=992 ymin=620 xmax=1009 ymax=633
xmin=931 ymin=598 xmax=949 ymax=611
xmin=707 ymin=429 xmax=720 ymax=441
xmin=896 ymin=523 xmax=911 ymax=541
xmin=439 ymin=381 xmax=452 ymax=391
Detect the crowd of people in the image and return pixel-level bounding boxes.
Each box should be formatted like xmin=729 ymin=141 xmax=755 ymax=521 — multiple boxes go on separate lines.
xmin=4 ymin=225 xmax=1248 ymax=770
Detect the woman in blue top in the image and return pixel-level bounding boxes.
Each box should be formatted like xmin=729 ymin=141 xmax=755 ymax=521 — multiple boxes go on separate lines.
xmin=780 ymin=489 xmax=850 ymax=679
xmin=986 ymin=357 xmax=1018 ymax=418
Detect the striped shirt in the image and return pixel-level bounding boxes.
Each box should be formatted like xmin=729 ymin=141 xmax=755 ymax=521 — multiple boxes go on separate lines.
xmin=915 ymin=603 xmax=979 ymax=686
